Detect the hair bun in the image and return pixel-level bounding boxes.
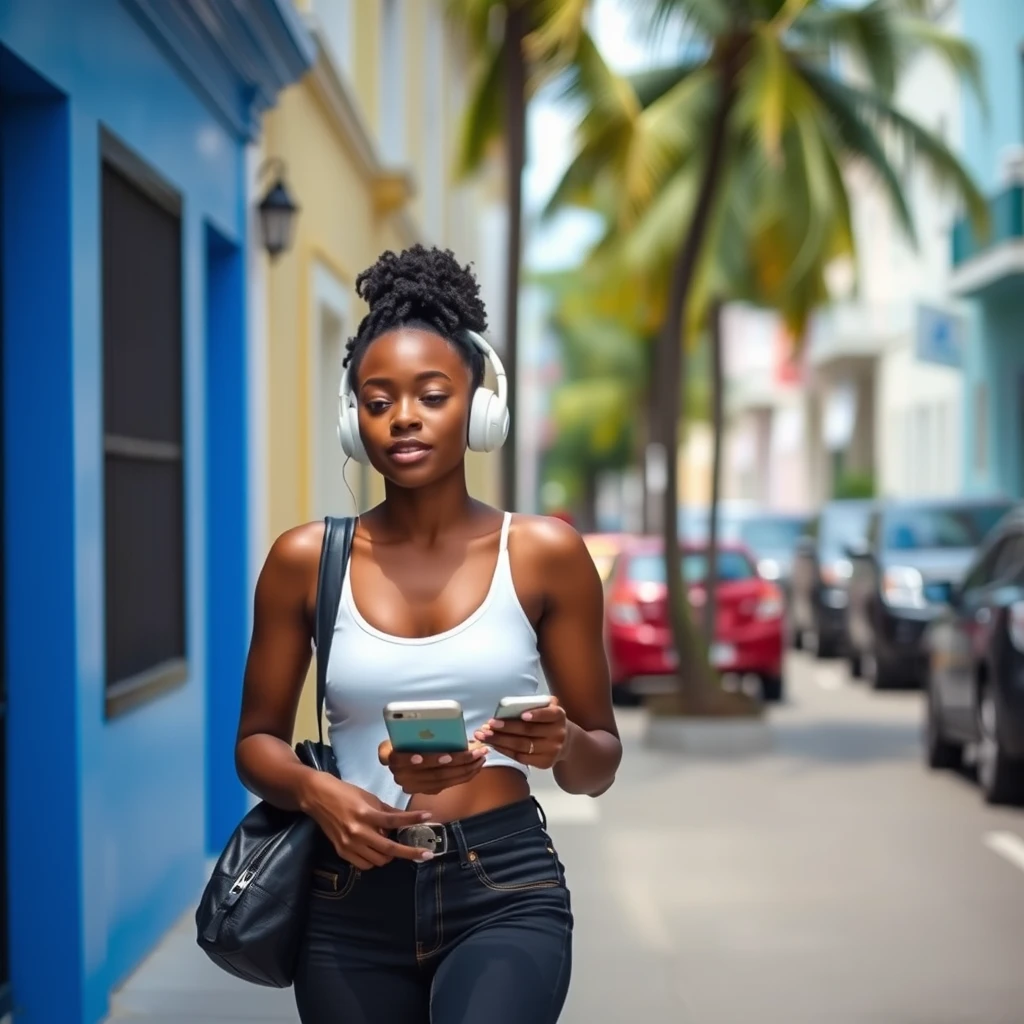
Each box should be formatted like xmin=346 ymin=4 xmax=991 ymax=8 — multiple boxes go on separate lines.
xmin=355 ymin=244 xmax=487 ymax=335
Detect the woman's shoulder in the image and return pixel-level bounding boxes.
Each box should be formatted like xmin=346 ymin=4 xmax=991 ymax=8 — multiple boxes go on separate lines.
xmin=507 ymin=513 xmax=594 ymax=575
xmin=262 ymin=521 xmax=326 ymax=581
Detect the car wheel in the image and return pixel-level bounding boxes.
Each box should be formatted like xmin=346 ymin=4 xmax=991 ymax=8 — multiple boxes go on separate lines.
xmin=864 ymin=652 xmax=899 ymax=691
xmin=977 ymin=685 xmax=1024 ymax=805
xmin=924 ymin=678 xmax=961 ymax=770
xmin=790 ymin=619 xmax=804 ymax=651
xmin=849 ymin=649 xmax=863 ymax=679
xmin=759 ymin=673 xmax=784 ymax=703
xmin=611 ymin=682 xmax=642 ymax=708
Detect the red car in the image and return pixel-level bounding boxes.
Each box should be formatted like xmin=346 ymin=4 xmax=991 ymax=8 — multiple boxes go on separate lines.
xmin=604 ymin=539 xmax=785 ymax=703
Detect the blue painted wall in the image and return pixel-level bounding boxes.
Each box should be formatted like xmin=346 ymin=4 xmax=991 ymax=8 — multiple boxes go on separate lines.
xmin=959 ymin=0 xmax=1024 ymax=190
xmin=0 ymin=0 xmax=270 ymax=1019
xmin=958 ymin=0 xmax=1024 ymax=499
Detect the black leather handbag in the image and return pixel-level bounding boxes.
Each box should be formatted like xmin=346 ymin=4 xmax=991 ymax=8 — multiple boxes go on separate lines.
xmin=195 ymin=516 xmax=355 ymax=987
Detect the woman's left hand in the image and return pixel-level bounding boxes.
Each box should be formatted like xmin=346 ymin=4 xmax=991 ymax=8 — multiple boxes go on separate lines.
xmin=474 ymin=697 xmax=572 ymax=770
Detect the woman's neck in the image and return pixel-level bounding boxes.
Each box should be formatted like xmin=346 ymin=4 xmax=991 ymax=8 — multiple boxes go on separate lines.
xmin=375 ymin=466 xmax=483 ymax=544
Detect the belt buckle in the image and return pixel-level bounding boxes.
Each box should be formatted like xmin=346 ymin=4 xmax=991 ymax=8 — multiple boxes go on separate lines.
xmin=397 ymin=822 xmax=448 ymax=856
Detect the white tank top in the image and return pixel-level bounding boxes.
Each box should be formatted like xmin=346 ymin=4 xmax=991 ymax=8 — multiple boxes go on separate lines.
xmin=323 ymin=513 xmax=541 ymax=809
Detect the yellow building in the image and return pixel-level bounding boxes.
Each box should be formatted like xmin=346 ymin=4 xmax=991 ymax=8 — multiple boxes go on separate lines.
xmin=253 ymin=0 xmax=505 ymax=739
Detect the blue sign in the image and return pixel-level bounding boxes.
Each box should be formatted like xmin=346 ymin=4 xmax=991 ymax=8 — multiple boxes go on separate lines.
xmin=916 ymin=303 xmax=963 ymax=368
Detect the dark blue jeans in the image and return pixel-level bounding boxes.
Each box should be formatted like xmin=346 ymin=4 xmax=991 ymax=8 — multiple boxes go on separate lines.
xmin=294 ymin=798 xmax=574 ymax=1023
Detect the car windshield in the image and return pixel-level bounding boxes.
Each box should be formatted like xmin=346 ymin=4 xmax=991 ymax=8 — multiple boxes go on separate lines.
xmin=820 ymin=504 xmax=872 ymax=558
xmin=626 ymin=550 xmax=756 ymax=584
xmin=738 ymin=516 xmax=809 ymax=553
xmin=882 ymin=503 xmax=1012 ymax=551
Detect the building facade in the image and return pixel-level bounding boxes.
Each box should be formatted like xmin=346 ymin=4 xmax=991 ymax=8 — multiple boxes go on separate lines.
xmin=950 ymin=0 xmax=1024 ymax=499
xmin=254 ymin=0 xmax=504 ymax=743
xmin=0 ymin=2 xmax=311 ymax=1021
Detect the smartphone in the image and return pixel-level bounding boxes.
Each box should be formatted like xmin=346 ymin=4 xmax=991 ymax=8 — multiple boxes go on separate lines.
xmin=383 ymin=699 xmax=469 ymax=754
xmin=493 ymin=695 xmax=552 ymax=720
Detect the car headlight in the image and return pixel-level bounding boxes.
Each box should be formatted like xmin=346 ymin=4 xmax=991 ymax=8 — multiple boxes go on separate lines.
xmin=758 ymin=558 xmax=781 ymax=581
xmin=882 ymin=566 xmax=927 ymax=609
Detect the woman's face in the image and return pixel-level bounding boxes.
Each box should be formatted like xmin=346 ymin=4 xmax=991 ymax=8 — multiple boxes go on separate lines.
xmin=354 ymin=327 xmax=474 ymax=486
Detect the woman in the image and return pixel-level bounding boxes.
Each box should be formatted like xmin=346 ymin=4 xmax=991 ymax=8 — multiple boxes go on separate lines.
xmin=236 ymin=245 xmax=621 ymax=1023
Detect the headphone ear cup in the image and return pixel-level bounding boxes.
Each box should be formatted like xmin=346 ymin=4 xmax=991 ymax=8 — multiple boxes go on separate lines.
xmin=467 ymin=387 xmax=508 ymax=453
xmin=337 ymin=397 xmax=370 ymax=464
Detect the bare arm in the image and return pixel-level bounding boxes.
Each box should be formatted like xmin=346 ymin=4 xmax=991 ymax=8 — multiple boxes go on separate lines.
xmin=535 ymin=520 xmax=622 ymax=796
xmin=235 ymin=523 xmax=324 ymax=811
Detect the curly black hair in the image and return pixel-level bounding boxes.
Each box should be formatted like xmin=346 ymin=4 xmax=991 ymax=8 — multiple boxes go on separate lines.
xmin=343 ymin=244 xmax=488 ymax=389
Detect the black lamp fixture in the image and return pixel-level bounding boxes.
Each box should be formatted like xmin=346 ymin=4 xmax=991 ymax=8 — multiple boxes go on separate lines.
xmin=256 ymin=157 xmax=299 ymax=259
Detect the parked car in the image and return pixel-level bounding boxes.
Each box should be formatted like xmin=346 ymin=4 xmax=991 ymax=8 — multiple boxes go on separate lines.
xmin=846 ymin=498 xmax=1015 ymax=690
xmin=789 ymin=499 xmax=875 ymax=657
xmin=924 ymin=504 xmax=1024 ymax=804
xmin=604 ymin=538 xmax=785 ymax=704
xmin=582 ymin=532 xmax=626 ymax=585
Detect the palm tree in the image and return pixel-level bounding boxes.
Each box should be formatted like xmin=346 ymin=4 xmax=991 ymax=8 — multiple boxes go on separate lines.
xmin=546 ymin=0 xmax=988 ymax=707
xmin=447 ymin=0 xmax=592 ymax=508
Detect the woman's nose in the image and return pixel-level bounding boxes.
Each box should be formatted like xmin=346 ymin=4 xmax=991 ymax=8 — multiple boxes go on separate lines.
xmin=390 ymin=397 xmax=422 ymax=432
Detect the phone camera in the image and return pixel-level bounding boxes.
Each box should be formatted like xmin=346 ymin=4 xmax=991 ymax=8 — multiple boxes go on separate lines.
xmin=394 ymin=712 xmax=404 ymax=719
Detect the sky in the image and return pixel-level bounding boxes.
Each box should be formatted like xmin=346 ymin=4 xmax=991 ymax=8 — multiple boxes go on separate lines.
xmin=522 ymin=0 xmax=683 ymax=272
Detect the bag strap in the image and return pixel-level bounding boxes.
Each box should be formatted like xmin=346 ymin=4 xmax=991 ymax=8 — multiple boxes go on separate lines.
xmin=314 ymin=516 xmax=356 ymax=748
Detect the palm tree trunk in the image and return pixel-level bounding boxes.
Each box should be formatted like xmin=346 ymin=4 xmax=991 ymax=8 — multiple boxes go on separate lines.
xmin=704 ymin=298 xmax=724 ymax=645
xmin=501 ymin=3 xmax=527 ymax=511
xmin=656 ymin=75 xmax=737 ymax=702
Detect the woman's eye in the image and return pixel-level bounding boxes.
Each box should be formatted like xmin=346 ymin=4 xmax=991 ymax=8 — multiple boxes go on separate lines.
xmin=421 ymin=393 xmax=449 ymax=406
xmin=365 ymin=399 xmax=390 ymax=414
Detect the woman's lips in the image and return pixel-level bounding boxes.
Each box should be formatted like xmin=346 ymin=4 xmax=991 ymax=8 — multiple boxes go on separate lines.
xmin=387 ymin=442 xmax=432 ymax=465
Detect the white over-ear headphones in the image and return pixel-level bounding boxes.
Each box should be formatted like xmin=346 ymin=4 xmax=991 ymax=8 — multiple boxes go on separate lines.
xmin=337 ymin=329 xmax=510 ymax=465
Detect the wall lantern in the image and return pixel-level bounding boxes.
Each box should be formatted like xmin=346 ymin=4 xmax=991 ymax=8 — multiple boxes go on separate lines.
xmin=256 ymin=158 xmax=299 ymax=259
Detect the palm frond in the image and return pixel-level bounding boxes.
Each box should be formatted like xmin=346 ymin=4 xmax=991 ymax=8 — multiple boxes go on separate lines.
xmin=892 ymin=16 xmax=986 ymax=115
xmin=796 ymin=63 xmax=916 ymax=243
xmin=524 ymin=0 xmax=590 ymax=65
xmin=635 ymin=0 xmax=734 ymax=38
xmin=454 ymin=41 xmax=506 ymax=177
xmin=445 ymin=0 xmax=503 ymax=49
xmin=629 ymin=60 xmax=705 ymax=108
xmin=803 ymin=66 xmax=988 ymax=240
xmin=794 ymin=2 xmax=902 ymax=97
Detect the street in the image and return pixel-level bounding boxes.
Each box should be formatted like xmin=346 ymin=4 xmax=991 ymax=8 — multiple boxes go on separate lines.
xmin=109 ymin=653 xmax=1024 ymax=1022
xmin=557 ymin=653 xmax=1024 ymax=1024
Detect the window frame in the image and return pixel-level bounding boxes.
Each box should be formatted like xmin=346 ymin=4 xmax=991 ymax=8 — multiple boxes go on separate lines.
xmin=100 ymin=127 xmax=188 ymax=719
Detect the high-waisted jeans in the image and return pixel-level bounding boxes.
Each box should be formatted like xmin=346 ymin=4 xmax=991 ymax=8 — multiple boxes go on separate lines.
xmin=293 ymin=797 xmax=574 ymax=1023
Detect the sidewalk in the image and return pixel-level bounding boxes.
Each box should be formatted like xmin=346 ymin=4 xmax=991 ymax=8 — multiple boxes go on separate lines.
xmin=104 ymin=892 xmax=300 ymax=1023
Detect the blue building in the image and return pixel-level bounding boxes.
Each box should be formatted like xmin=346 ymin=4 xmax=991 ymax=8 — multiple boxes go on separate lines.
xmin=0 ymin=2 xmax=312 ymax=1021
xmin=951 ymin=0 xmax=1024 ymax=498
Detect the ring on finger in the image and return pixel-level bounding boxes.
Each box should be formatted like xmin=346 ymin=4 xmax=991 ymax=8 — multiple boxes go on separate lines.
xmin=529 ymin=740 xmax=534 ymax=755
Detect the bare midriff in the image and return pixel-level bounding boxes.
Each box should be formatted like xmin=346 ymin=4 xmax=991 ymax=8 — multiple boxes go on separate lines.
xmin=407 ymin=765 xmax=532 ymax=822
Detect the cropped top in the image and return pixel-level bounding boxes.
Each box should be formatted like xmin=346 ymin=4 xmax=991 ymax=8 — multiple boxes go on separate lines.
xmin=323 ymin=513 xmax=542 ymax=809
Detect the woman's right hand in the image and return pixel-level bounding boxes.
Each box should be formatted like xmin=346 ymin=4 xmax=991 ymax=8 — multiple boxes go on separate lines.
xmin=301 ymin=772 xmax=437 ymax=870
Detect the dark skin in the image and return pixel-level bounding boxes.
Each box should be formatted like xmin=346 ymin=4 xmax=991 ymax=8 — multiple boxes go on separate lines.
xmin=235 ymin=327 xmax=621 ymax=871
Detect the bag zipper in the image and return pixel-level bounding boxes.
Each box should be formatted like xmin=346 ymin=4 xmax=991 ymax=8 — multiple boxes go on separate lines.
xmin=226 ymin=834 xmax=278 ymax=904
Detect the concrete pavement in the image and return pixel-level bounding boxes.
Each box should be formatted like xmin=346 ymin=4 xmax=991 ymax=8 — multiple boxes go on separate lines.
xmin=106 ymin=654 xmax=1024 ymax=1022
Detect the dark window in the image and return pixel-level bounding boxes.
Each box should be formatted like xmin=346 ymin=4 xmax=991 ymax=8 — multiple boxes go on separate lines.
xmin=101 ymin=134 xmax=187 ymax=716
xmin=882 ymin=503 xmax=1011 ymax=552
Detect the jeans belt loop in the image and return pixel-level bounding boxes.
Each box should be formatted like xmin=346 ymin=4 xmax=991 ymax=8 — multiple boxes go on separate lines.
xmin=449 ymin=819 xmax=471 ymax=866
xmin=533 ymin=796 xmax=548 ymax=831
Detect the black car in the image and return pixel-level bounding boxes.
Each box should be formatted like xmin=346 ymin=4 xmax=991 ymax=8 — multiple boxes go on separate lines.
xmin=925 ymin=505 xmax=1024 ymax=804
xmin=789 ymin=500 xmax=875 ymax=658
xmin=846 ymin=498 xmax=1014 ymax=690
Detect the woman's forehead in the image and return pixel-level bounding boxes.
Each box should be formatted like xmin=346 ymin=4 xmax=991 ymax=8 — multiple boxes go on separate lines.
xmin=358 ymin=327 xmax=468 ymax=382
